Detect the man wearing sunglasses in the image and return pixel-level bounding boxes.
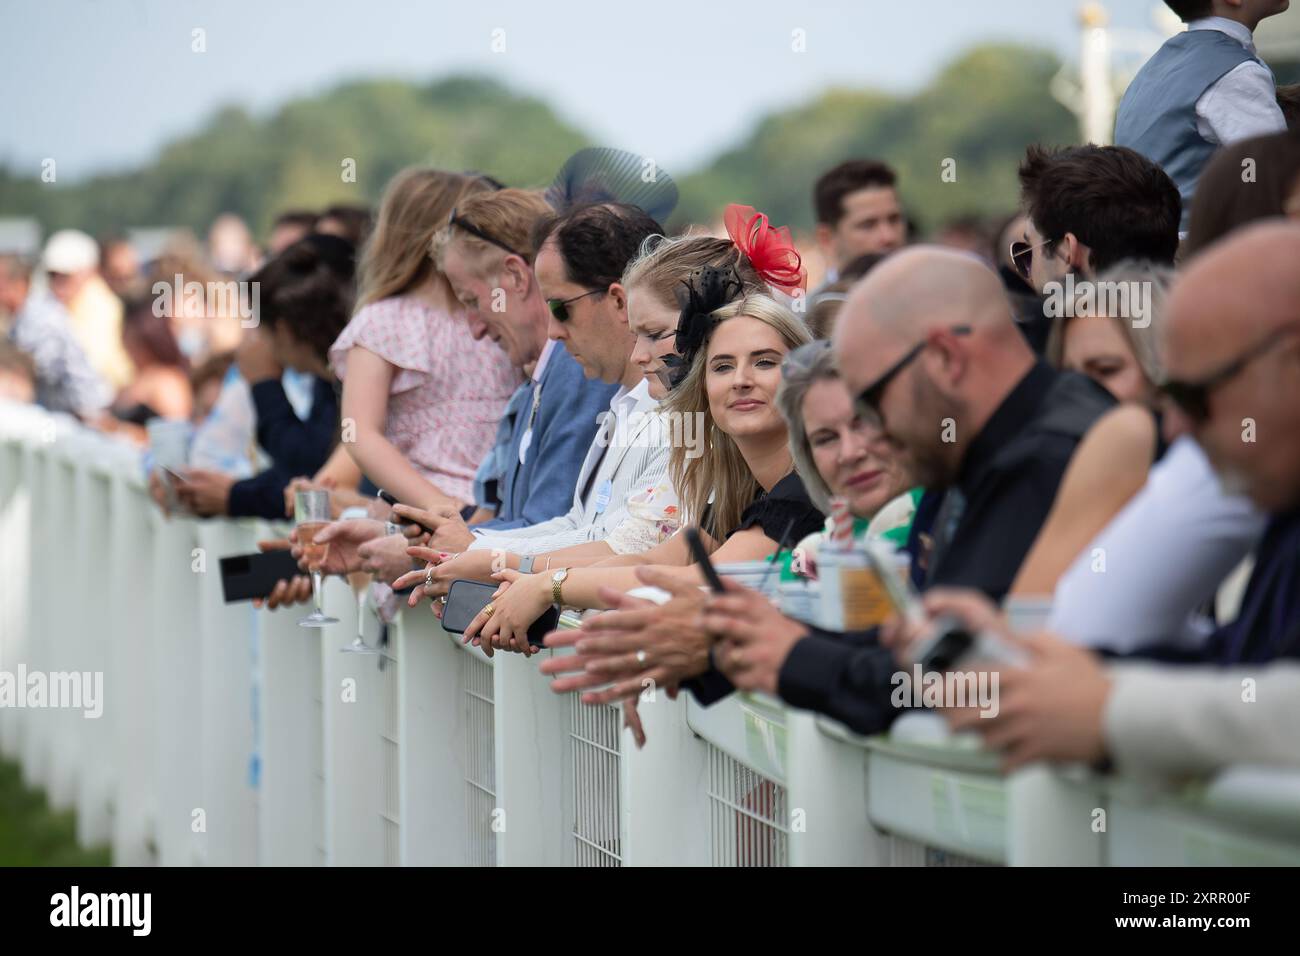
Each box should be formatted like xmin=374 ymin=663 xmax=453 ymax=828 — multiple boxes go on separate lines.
xmin=1012 ymin=144 xmax=1180 ymax=297
xmin=695 ymin=247 xmax=1114 ymax=735
xmin=1154 ymin=222 xmax=1300 ymax=664
xmin=415 ymin=202 xmax=677 ymax=591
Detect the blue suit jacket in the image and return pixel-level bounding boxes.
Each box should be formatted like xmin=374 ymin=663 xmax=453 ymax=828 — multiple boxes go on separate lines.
xmin=476 ymin=345 xmax=618 ymax=532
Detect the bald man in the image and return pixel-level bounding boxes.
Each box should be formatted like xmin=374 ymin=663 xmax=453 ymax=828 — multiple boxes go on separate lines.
xmin=831 ymin=246 xmax=1114 ymax=598
xmin=912 ymin=224 xmax=1300 ymax=774
xmin=688 ymin=249 xmax=1114 ymax=738
xmin=1158 ymin=220 xmax=1300 ymax=664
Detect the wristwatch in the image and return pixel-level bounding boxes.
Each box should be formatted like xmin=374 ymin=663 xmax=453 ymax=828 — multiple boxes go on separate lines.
xmin=551 ymin=567 xmax=570 ymax=607
xmin=518 ymin=554 xmax=537 ymax=574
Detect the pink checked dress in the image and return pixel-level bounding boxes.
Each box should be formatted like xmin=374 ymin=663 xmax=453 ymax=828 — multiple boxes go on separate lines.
xmin=329 ymin=295 xmax=521 ymax=503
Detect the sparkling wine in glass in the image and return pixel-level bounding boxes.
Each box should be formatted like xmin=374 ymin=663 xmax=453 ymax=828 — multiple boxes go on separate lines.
xmin=341 ymin=570 xmax=378 ymax=654
xmin=296 ymin=490 xmax=339 ymax=627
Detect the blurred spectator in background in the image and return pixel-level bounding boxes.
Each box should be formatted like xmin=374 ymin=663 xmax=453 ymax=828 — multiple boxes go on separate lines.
xmin=188 ymin=350 xmax=235 ymax=426
xmin=109 ymin=299 xmax=193 ymax=430
xmin=145 ymin=237 xmax=245 ymax=361
xmin=267 ymin=210 xmax=319 ymax=256
xmin=933 ymin=213 xmax=994 ymax=264
xmin=1114 ymin=0 xmax=1288 ymax=231
xmin=208 ymin=213 xmax=259 ymax=275
xmin=803 ymin=251 xmax=888 ymax=339
xmin=0 ymin=253 xmax=111 ymax=419
xmin=1183 ymin=128 xmax=1300 ymax=259
xmin=0 ymin=341 xmax=37 ymax=404
xmin=41 ymin=228 xmax=134 ymax=389
xmin=1278 ymin=82 xmax=1300 ymax=130
xmin=811 ymin=159 xmax=906 ymax=289
xmin=98 ymin=234 xmax=143 ymax=301
xmin=316 ymin=204 xmax=374 ymax=248
xmin=174 ymin=234 xmax=354 ymax=518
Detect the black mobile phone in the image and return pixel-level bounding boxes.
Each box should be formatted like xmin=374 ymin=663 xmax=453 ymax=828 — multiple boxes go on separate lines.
xmin=377 ymin=488 xmax=436 ymax=535
xmin=442 ymin=578 xmax=560 ymax=646
xmin=684 ymin=526 xmax=726 ymax=594
xmin=219 ymin=549 xmax=303 ymax=603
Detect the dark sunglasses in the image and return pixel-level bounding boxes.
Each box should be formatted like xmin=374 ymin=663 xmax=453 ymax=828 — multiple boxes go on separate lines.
xmin=448 ymin=209 xmax=526 ymax=260
xmin=1008 ymin=237 xmax=1051 ymax=280
xmin=547 ymin=288 xmax=605 ymax=323
xmin=855 ymin=325 xmax=972 ymax=425
xmin=1159 ymin=333 xmax=1290 ymax=424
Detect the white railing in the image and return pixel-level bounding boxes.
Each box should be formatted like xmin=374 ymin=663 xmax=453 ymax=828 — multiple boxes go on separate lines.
xmin=3 ymin=399 xmax=1300 ymax=866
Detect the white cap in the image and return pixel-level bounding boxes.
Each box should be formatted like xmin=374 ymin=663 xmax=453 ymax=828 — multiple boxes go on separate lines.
xmin=41 ymin=229 xmax=99 ymax=274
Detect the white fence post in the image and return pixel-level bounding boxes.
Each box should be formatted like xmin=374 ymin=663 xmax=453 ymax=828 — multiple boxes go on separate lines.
xmin=107 ymin=462 xmax=158 ymax=865
xmin=194 ymin=520 xmax=260 ymax=865
xmin=320 ymin=577 xmax=384 ymax=865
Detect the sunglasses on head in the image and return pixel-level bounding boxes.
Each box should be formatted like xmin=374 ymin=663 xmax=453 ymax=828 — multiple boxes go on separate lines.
xmin=448 ymin=209 xmax=526 ymax=260
xmin=1159 ymin=332 xmax=1291 ymax=424
xmin=546 ymin=288 xmax=605 ymax=323
xmin=855 ymin=325 xmax=972 ymax=426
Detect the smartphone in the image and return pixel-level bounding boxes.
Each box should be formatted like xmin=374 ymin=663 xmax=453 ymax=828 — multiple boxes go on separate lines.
xmin=442 ymin=578 xmax=560 ymax=646
xmin=219 ymin=549 xmax=303 ymax=603
xmin=159 ymin=465 xmax=188 ymax=484
xmin=684 ymin=526 xmax=726 ymax=594
xmin=377 ymin=488 xmax=436 ymax=535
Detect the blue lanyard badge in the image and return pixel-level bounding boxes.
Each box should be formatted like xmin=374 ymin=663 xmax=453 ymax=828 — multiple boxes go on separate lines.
xmin=593 ymin=479 xmax=613 ymax=515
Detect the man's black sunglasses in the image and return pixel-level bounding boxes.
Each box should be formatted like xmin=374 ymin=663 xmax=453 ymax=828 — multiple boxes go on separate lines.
xmin=1159 ymin=332 xmax=1290 ymax=424
xmin=855 ymin=325 xmax=972 ymax=423
xmin=547 ymin=288 xmax=605 ymax=323
xmin=448 ymin=209 xmax=526 ymax=260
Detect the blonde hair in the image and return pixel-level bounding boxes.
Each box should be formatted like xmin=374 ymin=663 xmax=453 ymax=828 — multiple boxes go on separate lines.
xmin=1045 ymin=260 xmax=1172 ymax=389
xmin=622 ymin=234 xmax=764 ymax=307
xmin=430 ymin=188 xmax=552 ymax=278
xmin=355 ymin=168 xmax=489 ymax=310
xmin=664 ymin=293 xmax=812 ymax=540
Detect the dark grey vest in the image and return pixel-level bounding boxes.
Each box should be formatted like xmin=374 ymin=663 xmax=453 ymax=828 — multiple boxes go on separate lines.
xmin=1114 ymin=30 xmax=1258 ymax=230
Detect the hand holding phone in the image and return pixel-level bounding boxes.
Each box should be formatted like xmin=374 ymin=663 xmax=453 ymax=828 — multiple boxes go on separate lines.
xmin=378 ymin=489 xmax=437 ymax=535
xmin=684 ymin=526 xmax=726 ymax=594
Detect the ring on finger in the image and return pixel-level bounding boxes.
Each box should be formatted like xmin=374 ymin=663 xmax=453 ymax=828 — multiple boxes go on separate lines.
xmin=635 ymin=649 xmax=647 ymax=665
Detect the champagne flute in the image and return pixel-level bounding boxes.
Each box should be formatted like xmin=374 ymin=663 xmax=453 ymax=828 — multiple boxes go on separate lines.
xmin=341 ymin=569 xmax=379 ymax=654
xmin=296 ymin=490 xmax=339 ymax=627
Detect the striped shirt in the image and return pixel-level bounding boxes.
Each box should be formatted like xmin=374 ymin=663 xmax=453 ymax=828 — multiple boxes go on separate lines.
xmin=468 ymin=378 xmax=676 ymax=556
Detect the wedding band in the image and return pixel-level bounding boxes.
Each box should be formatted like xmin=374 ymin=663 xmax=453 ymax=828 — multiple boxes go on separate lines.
xmin=635 ymin=649 xmax=647 ymax=665
xmin=425 ymin=567 xmax=434 ymax=589
xmin=482 ymin=603 xmax=496 ymax=619
xmin=437 ymin=595 xmax=447 ymax=606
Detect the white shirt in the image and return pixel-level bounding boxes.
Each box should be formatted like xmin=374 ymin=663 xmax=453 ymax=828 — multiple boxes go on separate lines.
xmin=1190 ymin=17 xmax=1286 ymax=146
xmin=469 ymin=377 xmax=675 ymax=554
xmin=1049 ymin=437 xmax=1266 ymax=653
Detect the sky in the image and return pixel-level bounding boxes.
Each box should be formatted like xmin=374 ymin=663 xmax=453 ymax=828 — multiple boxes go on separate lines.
xmin=3 ymin=0 xmax=1172 ymax=183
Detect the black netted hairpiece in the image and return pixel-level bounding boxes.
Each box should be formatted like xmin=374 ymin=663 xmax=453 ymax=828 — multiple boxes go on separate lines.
xmin=659 ymin=265 xmax=744 ymax=390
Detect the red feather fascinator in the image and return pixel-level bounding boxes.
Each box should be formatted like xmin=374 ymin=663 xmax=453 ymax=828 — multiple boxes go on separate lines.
xmin=723 ymin=204 xmax=806 ymax=295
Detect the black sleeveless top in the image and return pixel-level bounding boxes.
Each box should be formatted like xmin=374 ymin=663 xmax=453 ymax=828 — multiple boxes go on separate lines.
xmin=714 ymin=470 xmax=826 ymax=545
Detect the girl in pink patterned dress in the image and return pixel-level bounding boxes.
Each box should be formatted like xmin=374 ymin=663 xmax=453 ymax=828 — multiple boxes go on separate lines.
xmin=329 ymin=169 xmax=522 ymax=510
